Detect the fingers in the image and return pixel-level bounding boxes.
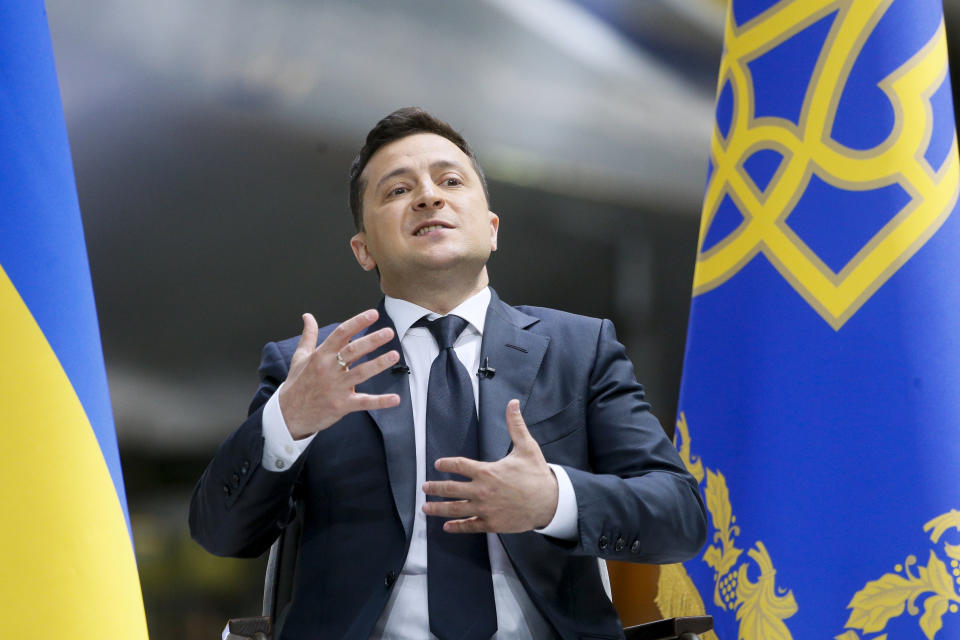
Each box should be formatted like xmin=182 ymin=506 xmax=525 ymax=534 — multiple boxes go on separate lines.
xmin=295 ymin=313 xmax=319 ymax=357
xmin=422 ymin=499 xmax=475 ymax=519
xmin=346 ymin=392 xmax=401 ymax=412
xmin=337 ymin=327 xmax=395 ymax=367
xmin=326 ymin=309 xmax=380 ymax=351
xmin=505 ymin=399 xmax=535 ymax=451
xmin=422 ymin=479 xmax=476 ymax=500
xmin=442 ymin=517 xmax=486 ymax=534
xmin=346 ymin=349 xmax=400 ymax=385
xmin=434 ymin=456 xmax=484 ymax=478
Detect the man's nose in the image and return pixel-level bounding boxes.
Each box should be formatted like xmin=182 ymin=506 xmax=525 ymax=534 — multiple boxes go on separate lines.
xmin=413 ymin=183 xmax=444 ymax=210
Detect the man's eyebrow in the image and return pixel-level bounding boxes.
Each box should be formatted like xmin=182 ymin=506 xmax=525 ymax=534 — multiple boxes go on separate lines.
xmin=374 ymin=160 xmax=470 ymax=190
xmin=375 ymin=166 xmax=413 ymax=190
xmin=429 ymin=159 xmax=467 ymax=174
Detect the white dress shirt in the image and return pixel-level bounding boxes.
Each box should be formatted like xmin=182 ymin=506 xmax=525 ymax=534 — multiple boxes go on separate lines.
xmin=260 ymin=288 xmax=580 ymax=639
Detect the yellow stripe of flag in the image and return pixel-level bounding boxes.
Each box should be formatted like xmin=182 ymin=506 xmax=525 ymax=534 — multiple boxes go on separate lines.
xmin=0 ymin=264 xmax=148 ymax=638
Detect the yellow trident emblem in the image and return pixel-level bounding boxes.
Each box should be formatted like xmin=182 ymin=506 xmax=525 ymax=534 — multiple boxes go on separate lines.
xmin=695 ymin=0 xmax=959 ymax=329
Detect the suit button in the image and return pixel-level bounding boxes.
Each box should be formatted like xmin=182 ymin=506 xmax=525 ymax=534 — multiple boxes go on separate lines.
xmin=241 ymin=461 xmax=250 ymax=474
xmin=598 ymin=535 xmax=609 ymax=551
xmin=630 ymin=539 xmax=641 ymax=554
xmin=614 ymin=537 xmax=625 ymax=552
xmin=222 ymin=484 xmax=231 ymax=497
xmin=384 ymin=571 xmax=398 ymax=587
xmin=231 ymin=473 xmax=240 ymax=487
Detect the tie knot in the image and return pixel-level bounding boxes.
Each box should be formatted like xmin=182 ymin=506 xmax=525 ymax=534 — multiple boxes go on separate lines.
xmin=416 ymin=314 xmax=469 ymax=350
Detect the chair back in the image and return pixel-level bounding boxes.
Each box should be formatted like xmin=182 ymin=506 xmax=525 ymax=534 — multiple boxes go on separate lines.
xmin=261 ymin=499 xmax=304 ymax=637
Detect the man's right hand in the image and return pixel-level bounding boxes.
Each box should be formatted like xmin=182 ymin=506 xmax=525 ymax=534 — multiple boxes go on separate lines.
xmin=277 ymin=309 xmax=401 ymax=439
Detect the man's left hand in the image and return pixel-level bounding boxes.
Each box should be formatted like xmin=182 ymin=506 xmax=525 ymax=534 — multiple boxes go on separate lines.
xmin=422 ymin=399 xmax=560 ymax=533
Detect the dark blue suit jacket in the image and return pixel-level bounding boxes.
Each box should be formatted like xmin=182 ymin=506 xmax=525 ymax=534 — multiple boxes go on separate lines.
xmin=190 ymin=290 xmax=706 ymax=640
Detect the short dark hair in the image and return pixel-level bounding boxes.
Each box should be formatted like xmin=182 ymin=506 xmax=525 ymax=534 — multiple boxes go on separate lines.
xmin=348 ymin=107 xmax=489 ymax=231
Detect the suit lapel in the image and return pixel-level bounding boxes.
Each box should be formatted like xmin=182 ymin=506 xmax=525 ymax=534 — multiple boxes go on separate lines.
xmin=354 ymin=300 xmax=417 ymax=541
xmin=478 ymin=290 xmax=549 ymax=461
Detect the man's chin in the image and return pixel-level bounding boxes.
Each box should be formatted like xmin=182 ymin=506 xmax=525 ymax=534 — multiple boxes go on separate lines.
xmin=411 ymin=249 xmax=490 ymax=271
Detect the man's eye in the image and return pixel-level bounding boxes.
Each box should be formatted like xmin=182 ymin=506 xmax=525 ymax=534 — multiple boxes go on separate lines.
xmin=443 ymin=178 xmax=462 ymax=187
xmin=389 ymin=187 xmax=408 ymax=196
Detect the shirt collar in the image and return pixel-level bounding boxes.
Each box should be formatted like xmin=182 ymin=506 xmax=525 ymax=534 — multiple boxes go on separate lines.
xmin=384 ymin=287 xmax=491 ymax=341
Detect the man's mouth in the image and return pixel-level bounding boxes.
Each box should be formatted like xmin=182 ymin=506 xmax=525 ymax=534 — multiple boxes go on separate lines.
xmin=413 ymin=222 xmax=451 ymax=236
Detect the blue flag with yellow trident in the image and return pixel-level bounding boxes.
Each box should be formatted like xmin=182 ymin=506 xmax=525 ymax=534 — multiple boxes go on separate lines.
xmin=672 ymin=0 xmax=960 ymax=638
xmin=0 ymin=2 xmax=149 ymax=637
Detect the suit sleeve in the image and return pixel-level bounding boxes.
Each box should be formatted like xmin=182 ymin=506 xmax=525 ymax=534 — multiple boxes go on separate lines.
xmin=188 ymin=341 xmax=306 ymax=558
xmin=559 ymin=319 xmax=707 ymax=564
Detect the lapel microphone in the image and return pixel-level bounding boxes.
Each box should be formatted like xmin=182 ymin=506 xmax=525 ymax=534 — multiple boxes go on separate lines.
xmin=391 ymin=364 xmax=411 ymax=374
xmin=477 ymin=357 xmax=496 ymax=379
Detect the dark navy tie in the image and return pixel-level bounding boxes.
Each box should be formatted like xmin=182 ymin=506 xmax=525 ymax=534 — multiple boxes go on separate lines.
xmin=416 ymin=315 xmax=497 ymax=640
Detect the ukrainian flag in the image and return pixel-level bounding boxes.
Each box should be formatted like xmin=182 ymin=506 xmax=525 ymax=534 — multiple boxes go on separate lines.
xmin=671 ymin=0 xmax=960 ymax=638
xmin=0 ymin=2 xmax=149 ymax=637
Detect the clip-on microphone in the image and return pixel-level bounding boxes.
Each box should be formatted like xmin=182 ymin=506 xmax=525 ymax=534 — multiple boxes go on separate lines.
xmin=477 ymin=357 xmax=496 ymax=379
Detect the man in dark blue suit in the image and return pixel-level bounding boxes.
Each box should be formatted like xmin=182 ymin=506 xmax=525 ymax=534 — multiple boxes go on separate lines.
xmin=190 ymin=108 xmax=706 ymax=640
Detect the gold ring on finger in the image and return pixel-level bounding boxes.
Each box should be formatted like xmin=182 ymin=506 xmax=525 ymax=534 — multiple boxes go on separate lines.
xmin=336 ymin=351 xmax=348 ymax=370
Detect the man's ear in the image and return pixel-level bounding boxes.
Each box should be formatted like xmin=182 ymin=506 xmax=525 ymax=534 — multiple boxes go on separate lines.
xmin=488 ymin=211 xmax=500 ymax=252
xmin=350 ymin=232 xmax=377 ymax=271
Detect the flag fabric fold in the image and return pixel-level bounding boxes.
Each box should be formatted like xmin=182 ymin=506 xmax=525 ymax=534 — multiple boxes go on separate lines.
xmin=677 ymin=0 xmax=960 ymax=638
xmin=0 ymin=2 xmax=149 ymax=637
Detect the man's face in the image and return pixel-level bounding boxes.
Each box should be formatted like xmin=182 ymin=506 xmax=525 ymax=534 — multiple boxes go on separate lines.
xmin=350 ymin=133 xmax=499 ymax=289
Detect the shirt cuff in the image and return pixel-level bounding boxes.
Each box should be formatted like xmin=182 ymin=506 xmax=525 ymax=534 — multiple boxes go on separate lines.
xmin=261 ymin=382 xmax=316 ymax=472
xmin=534 ymin=464 xmax=578 ymax=540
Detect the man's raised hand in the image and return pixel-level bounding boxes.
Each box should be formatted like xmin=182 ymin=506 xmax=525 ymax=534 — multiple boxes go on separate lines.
xmin=421 ymin=399 xmax=560 ymax=533
xmin=277 ymin=309 xmax=401 ymax=439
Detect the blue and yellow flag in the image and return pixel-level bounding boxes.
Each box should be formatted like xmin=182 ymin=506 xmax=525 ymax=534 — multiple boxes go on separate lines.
xmin=673 ymin=0 xmax=960 ymax=638
xmin=0 ymin=2 xmax=149 ymax=637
